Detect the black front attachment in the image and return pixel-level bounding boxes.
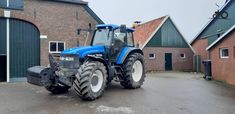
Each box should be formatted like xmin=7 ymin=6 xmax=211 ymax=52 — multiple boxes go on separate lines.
xmin=27 ymin=66 xmax=53 ymax=86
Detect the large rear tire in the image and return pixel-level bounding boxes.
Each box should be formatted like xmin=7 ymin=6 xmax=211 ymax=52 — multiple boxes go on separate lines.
xmin=73 ymin=61 xmax=107 ymax=100
xmin=45 ymin=85 xmax=70 ymax=94
xmin=121 ymin=53 xmax=146 ymax=89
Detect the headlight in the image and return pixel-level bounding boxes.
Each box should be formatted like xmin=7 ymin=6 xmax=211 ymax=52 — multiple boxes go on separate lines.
xmin=60 ymin=57 xmax=74 ymax=61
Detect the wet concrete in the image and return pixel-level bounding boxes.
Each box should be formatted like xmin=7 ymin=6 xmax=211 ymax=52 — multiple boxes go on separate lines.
xmin=0 ymin=72 xmax=235 ymax=114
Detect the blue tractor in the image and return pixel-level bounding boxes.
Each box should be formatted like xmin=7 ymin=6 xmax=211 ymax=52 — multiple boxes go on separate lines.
xmin=27 ymin=24 xmax=146 ymax=100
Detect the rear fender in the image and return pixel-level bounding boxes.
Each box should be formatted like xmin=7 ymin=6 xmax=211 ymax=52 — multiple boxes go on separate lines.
xmin=116 ymin=47 xmax=143 ymax=65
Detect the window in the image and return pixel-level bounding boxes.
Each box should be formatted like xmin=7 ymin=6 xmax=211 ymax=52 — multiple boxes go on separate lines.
xmin=127 ymin=32 xmax=134 ymax=47
xmin=0 ymin=0 xmax=24 ymax=10
xmin=49 ymin=41 xmax=65 ymax=53
xmin=113 ymin=29 xmax=126 ymax=48
xmin=180 ymin=53 xmax=186 ymax=59
xmin=114 ymin=29 xmax=125 ymax=43
xmin=149 ymin=53 xmax=156 ymax=59
xmin=92 ymin=28 xmax=112 ymax=46
xmin=220 ymin=48 xmax=229 ymax=58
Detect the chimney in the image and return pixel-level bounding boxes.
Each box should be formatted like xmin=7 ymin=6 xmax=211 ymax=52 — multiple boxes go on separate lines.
xmin=132 ymin=21 xmax=141 ymax=28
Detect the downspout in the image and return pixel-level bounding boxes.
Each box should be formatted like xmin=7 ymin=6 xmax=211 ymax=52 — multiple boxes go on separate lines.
xmin=6 ymin=0 xmax=10 ymax=82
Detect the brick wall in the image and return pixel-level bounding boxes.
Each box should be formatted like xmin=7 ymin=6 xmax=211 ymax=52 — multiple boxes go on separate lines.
xmin=210 ymin=31 xmax=235 ymax=85
xmin=191 ymin=38 xmax=209 ymax=72
xmin=0 ymin=0 xmax=99 ymax=66
xmin=143 ymin=47 xmax=194 ymax=71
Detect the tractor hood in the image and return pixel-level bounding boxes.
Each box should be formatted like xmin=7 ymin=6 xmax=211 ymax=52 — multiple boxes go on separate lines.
xmin=61 ymin=45 xmax=105 ymax=58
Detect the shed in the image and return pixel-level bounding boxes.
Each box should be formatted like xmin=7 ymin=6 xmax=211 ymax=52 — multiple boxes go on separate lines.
xmin=191 ymin=0 xmax=235 ymax=72
xmin=134 ymin=16 xmax=195 ymax=71
xmin=206 ymin=25 xmax=235 ymax=85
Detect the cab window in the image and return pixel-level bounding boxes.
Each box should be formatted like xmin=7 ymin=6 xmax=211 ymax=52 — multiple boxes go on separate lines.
xmin=114 ymin=29 xmax=126 ymax=43
xmin=113 ymin=29 xmax=126 ymax=48
xmin=127 ymin=32 xmax=134 ymax=47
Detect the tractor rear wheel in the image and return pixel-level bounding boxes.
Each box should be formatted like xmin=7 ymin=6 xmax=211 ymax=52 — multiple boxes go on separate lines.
xmin=45 ymin=85 xmax=70 ymax=94
xmin=73 ymin=61 xmax=107 ymax=100
xmin=121 ymin=53 xmax=146 ymax=89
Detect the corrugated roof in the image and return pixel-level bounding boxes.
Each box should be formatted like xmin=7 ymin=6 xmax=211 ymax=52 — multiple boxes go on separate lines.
xmin=134 ymin=16 xmax=167 ymax=48
xmin=206 ymin=24 xmax=235 ymax=50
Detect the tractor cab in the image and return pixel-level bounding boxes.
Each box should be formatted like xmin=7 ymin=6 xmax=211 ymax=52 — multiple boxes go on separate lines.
xmin=91 ymin=24 xmax=135 ymax=61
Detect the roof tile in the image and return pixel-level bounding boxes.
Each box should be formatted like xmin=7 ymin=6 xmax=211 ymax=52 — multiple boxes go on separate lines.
xmin=134 ymin=16 xmax=166 ymax=47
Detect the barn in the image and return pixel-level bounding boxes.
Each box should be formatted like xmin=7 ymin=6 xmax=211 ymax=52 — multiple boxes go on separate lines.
xmin=0 ymin=0 xmax=103 ymax=82
xmin=134 ymin=16 xmax=195 ymax=71
xmin=191 ymin=0 xmax=235 ymax=73
xmin=206 ymin=25 xmax=235 ymax=85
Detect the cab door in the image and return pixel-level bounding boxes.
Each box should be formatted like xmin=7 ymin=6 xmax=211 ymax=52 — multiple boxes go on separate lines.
xmin=110 ymin=29 xmax=135 ymax=62
xmin=110 ymin=29 xmax=126 ymax=61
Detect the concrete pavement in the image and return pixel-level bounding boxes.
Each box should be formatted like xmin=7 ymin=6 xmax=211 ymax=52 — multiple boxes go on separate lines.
xmin=0 ymin=72 xmax=235 ymax=114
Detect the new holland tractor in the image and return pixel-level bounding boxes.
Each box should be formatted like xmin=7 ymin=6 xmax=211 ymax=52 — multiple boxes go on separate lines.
xmin=27 ymin=24 xmax=146 ymax=100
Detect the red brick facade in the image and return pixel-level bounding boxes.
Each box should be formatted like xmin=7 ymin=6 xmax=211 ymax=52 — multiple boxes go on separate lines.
xmin=191 ymin=38 xmax=209 ymax=72
xmin=209 ymin=31 xmax=235 ymax=85
xmin=143 ymin=47 xmax=194 ymax=71
xmin=0 ymin=0 xmax=100 ymax=66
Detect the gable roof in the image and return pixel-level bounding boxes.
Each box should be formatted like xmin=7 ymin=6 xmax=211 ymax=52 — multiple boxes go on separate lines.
xmin=134 ymin=16 xmax=167 ymax=49
xmin=190 ymin=0 xmax=231 ymax=45
xmin=48 ymin=0 xmax=104 ymax=24
xmin=206 ymin=24 xmax=235 ymax=50
xmin=83 ymin=5 xmax=104 ymax=24
xmin=134 ymin=15 xmax=195 ymax=53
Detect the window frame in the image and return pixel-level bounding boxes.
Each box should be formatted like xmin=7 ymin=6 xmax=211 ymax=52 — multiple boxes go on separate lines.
xmin=220 ymin=48 xmax=229 ymax=59
xmin=49 ymin=41 xmax=66 ymax=53
xmin=149 ymin=53 xmax=156 ymax=60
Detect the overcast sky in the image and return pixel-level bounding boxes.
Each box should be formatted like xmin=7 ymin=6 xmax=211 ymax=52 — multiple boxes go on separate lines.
xmin=85 ymin=0 xmax=227 ymax=42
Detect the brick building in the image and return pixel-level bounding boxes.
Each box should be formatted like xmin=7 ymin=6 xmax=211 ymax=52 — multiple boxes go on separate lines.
xmin=0 ymin=0 xmax=103 ymax=82
xmin=206 ymin=25 xmax=235 ymax=85
xmin=134 ymin=16 xmax=195 ymax=71
xmin=191 ymin=0 xmax=235 ymax=73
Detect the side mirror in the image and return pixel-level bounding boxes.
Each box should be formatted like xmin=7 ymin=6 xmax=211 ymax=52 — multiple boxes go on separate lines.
xmin=120 ymin=25 xmax=127 ymax=33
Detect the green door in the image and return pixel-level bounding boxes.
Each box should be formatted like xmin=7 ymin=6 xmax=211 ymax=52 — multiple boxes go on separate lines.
xmin=9 ymin=19 xmax=40 ymax=80
xmin=165 ymin=53 xmax=172 ymax=71
xmin=0 ymin=18 xmax=7 ymax=82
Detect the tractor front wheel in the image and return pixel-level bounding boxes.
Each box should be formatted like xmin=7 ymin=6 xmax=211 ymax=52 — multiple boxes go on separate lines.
xmin=121 ymin=53 xmax=146 ymax=89
xmin=73 ymin=61 xmax=107 ymax=100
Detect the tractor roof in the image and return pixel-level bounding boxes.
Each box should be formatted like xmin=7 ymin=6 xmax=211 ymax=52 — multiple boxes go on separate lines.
xmin=96 ymin=24 xmax=134 ymax=32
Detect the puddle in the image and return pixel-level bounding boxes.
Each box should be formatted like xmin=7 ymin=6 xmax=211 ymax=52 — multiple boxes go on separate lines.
xmin=96 ymin=105 xmax=134 ymax=114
